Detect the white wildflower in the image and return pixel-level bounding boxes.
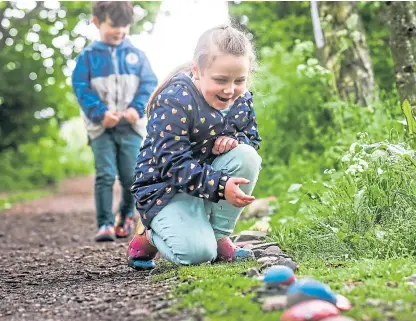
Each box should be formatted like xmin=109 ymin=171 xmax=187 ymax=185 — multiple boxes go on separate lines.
xmin=346 ymin=164 xmax=363 ymax=175
xmin=376 ymin=230 xmax=386 ymax=239
xmin=358 ymin=159 xmax=369 ymax=169
xmin=341 ymin=153 xmax=351 ymax=163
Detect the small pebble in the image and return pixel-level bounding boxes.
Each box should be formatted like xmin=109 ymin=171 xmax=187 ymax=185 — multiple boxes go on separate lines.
xmin=246 ymin=268 xmax=260 ymax=278
xmin=129 ymin=308 xmax=150 ymax=316
xmin=366 ymin=298 xmax=381 ymax=307
xmin=262 ymin=295 xmax=287 ymax=312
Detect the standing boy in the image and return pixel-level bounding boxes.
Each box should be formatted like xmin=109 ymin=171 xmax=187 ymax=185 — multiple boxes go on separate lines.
xmin=72 ymin=1 xmax=157 ymax=242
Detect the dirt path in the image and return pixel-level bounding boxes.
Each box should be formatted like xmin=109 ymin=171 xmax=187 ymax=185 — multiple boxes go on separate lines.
xmin=0 ymin=176 xmax=198 ymax=321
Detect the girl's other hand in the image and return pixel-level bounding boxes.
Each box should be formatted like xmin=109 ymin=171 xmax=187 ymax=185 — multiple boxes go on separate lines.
xmin=224 ymin=177 xmax=255 ymax=207
xmin=212 ymin=136 xmax=238 ymax=155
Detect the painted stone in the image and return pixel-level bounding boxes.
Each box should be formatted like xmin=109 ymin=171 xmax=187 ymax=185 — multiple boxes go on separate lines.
xmin=287 ymin=279 xmax=337 ymax=308
xmin=280 ymin=300 xmax=339 ymax=321
xmin=264 ymin=265 xmax=296 ymax=289
xmin=320 ymin=316 xmax=356 ymax=321
xmin=335 ymin=294 xmax=352 ymax=311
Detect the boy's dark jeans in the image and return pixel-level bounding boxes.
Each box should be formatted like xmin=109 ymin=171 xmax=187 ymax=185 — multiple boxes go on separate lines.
xmin=90 ymin=125 xmax=142 ymax=228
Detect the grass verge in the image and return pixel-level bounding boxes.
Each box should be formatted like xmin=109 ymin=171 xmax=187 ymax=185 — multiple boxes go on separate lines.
xmin=0 ymin=190 xmax=51 ymax=212
xmin=156 ymin=258 xmax=416 ymax=321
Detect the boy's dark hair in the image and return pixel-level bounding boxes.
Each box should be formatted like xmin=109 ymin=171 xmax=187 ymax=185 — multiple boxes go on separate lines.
xmin=92 ymin=1 xmax=134 ymax=27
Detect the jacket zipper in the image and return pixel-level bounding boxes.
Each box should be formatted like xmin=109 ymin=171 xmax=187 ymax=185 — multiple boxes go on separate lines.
xmin=110 ymin=47 xmax=119 ymax=107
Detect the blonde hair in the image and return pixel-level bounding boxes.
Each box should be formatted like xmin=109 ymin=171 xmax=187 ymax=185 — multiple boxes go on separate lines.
xmin=146 ymin=24 xmax=256 ymax=117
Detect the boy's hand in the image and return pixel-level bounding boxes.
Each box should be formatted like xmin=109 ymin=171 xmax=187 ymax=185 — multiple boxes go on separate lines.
xmin=123 ymin=108 xmax=140 ymax=124
xmin=224 ymin=177 xmax=255 ymax=207
xmin=212 ymin=136 xmax=238 ymax=155
xmin=102 ymin=111 xmax=120 ymax=128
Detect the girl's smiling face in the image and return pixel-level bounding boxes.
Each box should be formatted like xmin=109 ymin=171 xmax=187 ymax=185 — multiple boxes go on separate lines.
xmin=192 ymin=53 xmax=250 ymax=111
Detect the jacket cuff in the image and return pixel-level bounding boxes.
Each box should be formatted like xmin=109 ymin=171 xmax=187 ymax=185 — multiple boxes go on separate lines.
xmin=235 ymin=132 xmax=250 ymax=144
xmin=216 ymin=174 xmax=230 ymax=200
xmin=91 ymin=109 xmax=106 ymax=124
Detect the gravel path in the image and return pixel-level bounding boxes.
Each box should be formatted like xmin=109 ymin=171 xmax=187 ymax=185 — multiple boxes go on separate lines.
xmin=0 ymin=176 xmax=199 ymax=321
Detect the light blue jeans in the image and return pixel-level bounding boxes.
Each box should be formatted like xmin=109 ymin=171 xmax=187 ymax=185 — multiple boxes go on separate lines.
xmin=149 ymin=144 xmax=262 ymax=265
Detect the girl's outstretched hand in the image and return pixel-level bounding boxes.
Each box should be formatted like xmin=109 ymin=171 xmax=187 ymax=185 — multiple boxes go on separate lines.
xmin=212 ymin=136 xmax=238 ymax=155
xmin=224 ymin=177 xmax=255 ymax=207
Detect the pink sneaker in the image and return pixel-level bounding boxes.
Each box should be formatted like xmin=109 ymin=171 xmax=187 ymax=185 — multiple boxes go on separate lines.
xmin=127 ymin=220 xmax=158 ymax=270
xmin=114 ymin=212 xmax=134 ymax=238
xmin=216 ymin=237 xmax=255 ymax=262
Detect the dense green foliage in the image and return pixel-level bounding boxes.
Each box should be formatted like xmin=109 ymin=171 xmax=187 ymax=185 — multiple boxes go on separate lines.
xmin=229 ymin=1 xmax=313 ymax=51
xmin=228 ymin=2 xmax=415 ymax=261
xmin=0 ymin=1 xmax=160 ymax=190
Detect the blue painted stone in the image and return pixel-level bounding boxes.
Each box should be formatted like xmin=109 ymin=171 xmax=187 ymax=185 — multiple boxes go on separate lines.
xmin=287 ymin=279 xmax=337 ymax=307
xmin=264 ymin=265 xmax=296 ymax=288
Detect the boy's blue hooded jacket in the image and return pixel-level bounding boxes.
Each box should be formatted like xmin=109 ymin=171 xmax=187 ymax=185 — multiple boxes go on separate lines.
xmin=72 ymin=39 xmax=157 ymax=139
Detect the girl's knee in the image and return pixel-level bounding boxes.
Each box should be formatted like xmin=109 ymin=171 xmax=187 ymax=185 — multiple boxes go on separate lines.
xmin=229 ymin=144 xmax=262 ymax=176
xmin=175 ymin=237 xmax=217 ymax=265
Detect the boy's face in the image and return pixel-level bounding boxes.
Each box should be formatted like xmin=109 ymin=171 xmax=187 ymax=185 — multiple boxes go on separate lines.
xmin=192 ymin=53 xmax=250 ymax=111
xmin=93 ymin=16 xmax=130 ymax=46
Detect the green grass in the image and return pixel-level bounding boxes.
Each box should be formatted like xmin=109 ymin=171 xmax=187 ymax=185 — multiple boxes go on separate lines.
xmin=158 ymin=258 xmax=416 ymax=321
xmin=0 ymin=190 xmax=51 ymax=212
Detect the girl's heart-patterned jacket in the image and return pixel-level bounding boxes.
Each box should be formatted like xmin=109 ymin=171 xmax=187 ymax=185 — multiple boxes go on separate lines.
xmin=131 ymin=72 xmax=262 ymax=227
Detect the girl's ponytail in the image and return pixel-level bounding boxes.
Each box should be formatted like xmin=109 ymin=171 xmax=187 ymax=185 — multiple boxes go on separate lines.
xmin=146 ymin=62 xmax=192 ymax=118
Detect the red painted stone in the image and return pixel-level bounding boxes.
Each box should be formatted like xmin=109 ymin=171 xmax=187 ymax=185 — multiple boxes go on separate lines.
xmin=280 ymin=300 xmax=339 ymax=321
xmin=320 ymin=316 xmax=356 ymax=321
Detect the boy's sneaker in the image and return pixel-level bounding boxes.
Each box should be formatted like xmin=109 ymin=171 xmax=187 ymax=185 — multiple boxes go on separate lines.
xmin=95 ymin=224 xmax=116 ymax=242
xmin=216 ymin=237 xmax=255 ymax=262
xmin=115 ymin=212 xmax=134 ymax=238
xmin=127 ymin=220 xmax=158 ymax=270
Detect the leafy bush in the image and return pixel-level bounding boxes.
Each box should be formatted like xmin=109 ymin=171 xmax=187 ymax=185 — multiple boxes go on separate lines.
xmin=252 ymin=40 xmax=401 ymax=198
xmin=246 ymin=39 xmax=415 ymax=261
xmin=270 ymin=138 xmax=416 ymax=260
xmin=0 ymin=117 xmax=93 ymax=191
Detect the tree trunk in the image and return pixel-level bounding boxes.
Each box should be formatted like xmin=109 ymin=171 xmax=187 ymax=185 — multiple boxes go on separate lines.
xmin=386 ymin=1 xmax=416 ymax=109
xmin=319 ymin=1 xmax=376 ymax=107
